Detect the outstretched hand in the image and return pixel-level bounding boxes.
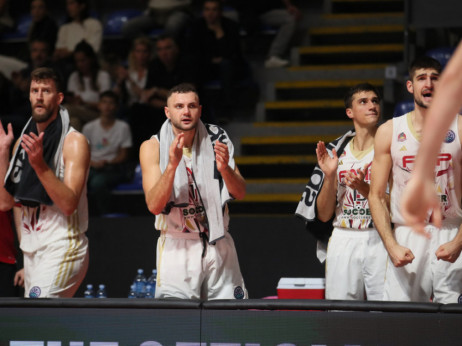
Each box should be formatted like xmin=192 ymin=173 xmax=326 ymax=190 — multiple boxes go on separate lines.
xmin=316 ymin=141 xmax=338 ymax=177
xmin=401 ymin=175 xmax=441 ymax=238
xmin=21 ymin=132 xmax=46 ymax=170
xmin=0 ymin=121 xmax=14 ymax=152
xmin=214 ymin=141 xmax=229 ymax=173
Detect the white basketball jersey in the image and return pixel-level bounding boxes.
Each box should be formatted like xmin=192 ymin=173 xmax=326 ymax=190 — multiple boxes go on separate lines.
xmin=390 ymin=112 xmax=462 ymax=225
xmin=333 ymin=140 xmax=374 ymax=229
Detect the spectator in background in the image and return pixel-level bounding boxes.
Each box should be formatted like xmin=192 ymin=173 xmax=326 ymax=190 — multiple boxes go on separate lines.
xmin=231 ymin=0 xmax=301 ymax=68
xmin=28 ymin=0 xmax=58 ymax=53
xmin=129 ymin=34 xmax=197 ymax=150
xmin=188 ymin=0 xmax=248 ymax=106
xmin=122 ymin=0 xmax=192 ymax=43
xmin=65 ymin=40 xmax=111 ymax=130
xmin=82 ymin=91 xmax=133 ymax=216
xmin=113 ymin=36 xmax=154 ymax=108
xmin=53 ymin=0 xmax=102 ymax=62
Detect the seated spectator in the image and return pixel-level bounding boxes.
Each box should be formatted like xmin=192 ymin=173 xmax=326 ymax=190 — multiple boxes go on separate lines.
xmin=65 ymin=40 xmax=111 ymax=130
xmin=113 ymin=36 xmax=154 ymax=107
xmin=28 ymin=0 xmax=58 ymax=52
xmin=53 ymin=0 xmax=102 ymax=62
xmin=188 ymin=0 xmax=249 ymax=106
xmin=122 ymin=0 xmax=192 ymax=42
xmin=82 ymin=90 xmax=133 ymax=216
xmin=230 ymin=0 xmax=301 ymax=68
xmin=129 ymin=34 xmax=198 ymax=150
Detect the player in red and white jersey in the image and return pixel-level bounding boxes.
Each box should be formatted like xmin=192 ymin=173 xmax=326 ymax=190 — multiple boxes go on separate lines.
xmin=370 ymin=55 xmax=462 ymax=303
xmin=316 ymin=83 xmax=386 ymax=300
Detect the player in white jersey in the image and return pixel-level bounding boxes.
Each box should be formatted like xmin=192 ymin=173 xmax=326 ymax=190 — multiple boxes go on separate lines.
xmin=316 ymin=83 xmax=386 ymax=300
xmin=140 ymin=83 xmax=247 ymax=300
xmin=0 ymin=67 xmax=90 ymax=298
xmin=402 ymin=41 xmax=462 ymax=235
xmin=369 ymin=56 xmax=462 ymax=303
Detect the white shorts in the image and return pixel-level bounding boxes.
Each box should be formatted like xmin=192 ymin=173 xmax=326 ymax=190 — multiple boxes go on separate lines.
xmin=23 ymin=233 xmax=89 ymax=298
xmin=384 ymin=224 xmax=462 ymax=303
xmin=325 ymin=228 xmax=387 ymax=300
xmin=155 ymin=232 xmax=248 ymax=300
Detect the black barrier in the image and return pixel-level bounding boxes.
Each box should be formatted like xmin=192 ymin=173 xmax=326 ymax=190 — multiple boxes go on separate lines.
xmin=1 ymin=298 xmax=462 ymax=345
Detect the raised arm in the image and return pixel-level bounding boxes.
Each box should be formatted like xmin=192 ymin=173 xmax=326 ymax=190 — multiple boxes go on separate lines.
xmin=20 ymin=131 xmax=90 ymax=215
xmin=214 ymin=141 xmax=246 ymax=200
xmin=140 ymin=133 xmax=184 ymax=215
xmin=369 ymin=120 xmax=414 ymax=267
xmin=0 ymin=122 xmax=16 ymax=211
xmin=315 ymin=141 xmax=338 ymax=222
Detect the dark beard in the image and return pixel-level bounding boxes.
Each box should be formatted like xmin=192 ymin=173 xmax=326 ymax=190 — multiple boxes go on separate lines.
xmin=414 ymin=98 xmax=428 ymax=109
xmin=32 ymin=107 xmax=53 ymax=123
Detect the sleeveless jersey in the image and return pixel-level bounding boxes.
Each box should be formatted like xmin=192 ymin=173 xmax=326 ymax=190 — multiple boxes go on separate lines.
xmin=19 ymin=128 xmax=89 ymax=253
xmin=333 ymin=140 xmax=374 ymax=229
xmin=154 ymin=139 xmax=230 ymax=238
xmin=390 ymin=112 xmax=462 ymax=225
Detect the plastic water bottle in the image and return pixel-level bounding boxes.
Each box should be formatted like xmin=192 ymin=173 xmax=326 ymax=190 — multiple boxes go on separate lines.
xmin=96 ymin=284 xmax=107 ymax=298
xmin=84 ymin=284 xmax=94 ymax=298
xmin=146 ymin=269 xmax=157 ymax=298
xmin=128 ymin=284 xmax=137 ymax=299
xmin=133 ymin=269 xmax=146 ymax=298
xmin=145 ymin=285 xmax=154 ymax=299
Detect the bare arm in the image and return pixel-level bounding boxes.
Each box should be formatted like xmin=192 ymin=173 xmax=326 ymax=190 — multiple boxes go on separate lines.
xmin=0 ymin=122 xmax=16 ymax=211
xmin=214 ymin=141 xmax=246 ymax=200
xmin=315 ymin=141 xmax=338 ymax=222
xmin=140 ymin=134 xmax=184 ymax=215
xmin=369 ymin=121 xmax=414 ymax=267
xmin=21 ymin=131 xmax=90 ymax=216
xmin=401 ymin=42 xmax=462 ymax=232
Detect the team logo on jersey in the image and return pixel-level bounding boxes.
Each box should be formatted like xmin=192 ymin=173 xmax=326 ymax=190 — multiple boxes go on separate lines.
xmin=398 ymin=132 xmax=407 ymax=142
xmin=400 ymin=146 xmax=407 ymax=152
xmin=234 ymin=286 xmax=245 ymax=299
xmin=444 ymin=130 xmax=456 ymax=143
xmin=29 ymin=286 xmax=41 ymax=298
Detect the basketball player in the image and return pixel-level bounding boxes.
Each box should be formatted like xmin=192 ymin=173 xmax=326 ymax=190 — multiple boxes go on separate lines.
xmin=401 ymin=41 xmax=462 ymax=235
xmin=315 ymin=83 xmax=386 ymax=300
xmin=369 ymin=55 xmax=462 ymax=303
xmin=0 ymin=67 xmax=90 ymax=298
xmin=139 ymin=83 xmax=247 ymax=300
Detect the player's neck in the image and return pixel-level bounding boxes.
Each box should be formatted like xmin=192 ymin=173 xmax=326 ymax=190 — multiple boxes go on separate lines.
xmin=410 ymin=109 xmax=425 ymax=135
xmin=352 ymin=126 xmax=376 ymax=151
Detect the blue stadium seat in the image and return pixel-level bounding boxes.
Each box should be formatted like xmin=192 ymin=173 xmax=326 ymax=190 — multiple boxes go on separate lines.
xmin=104 ymin=9 xmax=143 ymax=36
xmin=393 ymin=100 xmax=414 ymax=117
xmin=426 ymin=46 xmax=456 ymax=69
xmin=112 ymin=163 xmax=143 ymax=193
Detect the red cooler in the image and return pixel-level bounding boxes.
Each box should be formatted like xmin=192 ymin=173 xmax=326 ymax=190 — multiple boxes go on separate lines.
xmin=277 ymin=278 xmax=325 ymax=299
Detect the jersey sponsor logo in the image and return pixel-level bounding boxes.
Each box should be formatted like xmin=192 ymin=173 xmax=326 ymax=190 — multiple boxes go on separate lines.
xmin=398 ymin=132 xmax=407 ymax=142
xmin=402 ymin=153 xmax=452 ymax=169
xmin=29 ymin=286 xmax=41 ymax=298
xmin=234 ymin=286 xmax=245 ymax=299
xmin=182 ymin=206 xmax=205 ymax=217
xmin=338 ymin=168 xmax=371 ymax=183
xmin=445 ymin=130 xmax=456 ymax=143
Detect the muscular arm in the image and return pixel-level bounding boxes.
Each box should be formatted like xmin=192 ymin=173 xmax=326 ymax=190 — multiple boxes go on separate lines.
xmin=140 ymin=134 xmax=183 ymax=215
xmin=22 ymin=131 xmax=90 ymax=216
xmin=369 ymin=121 xmax=414 ymax=267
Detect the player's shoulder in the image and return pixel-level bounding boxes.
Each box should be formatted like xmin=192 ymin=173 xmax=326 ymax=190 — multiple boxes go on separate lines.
xmin=376 ymin=119 xmax=393 ymax=136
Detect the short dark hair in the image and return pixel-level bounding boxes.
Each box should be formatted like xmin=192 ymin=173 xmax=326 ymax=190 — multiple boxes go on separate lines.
xmin=167 ymin=83 xmax=199 ymax=101
xmin=100 ymin=90 xmax=119 ymax=104
xmin=408 ymin=56 xmax=442 ymax=80
xmin=344 ymin=83 xmax=381 ymax=109
xmin=30 ymin=67 xmax=63 ymax=93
